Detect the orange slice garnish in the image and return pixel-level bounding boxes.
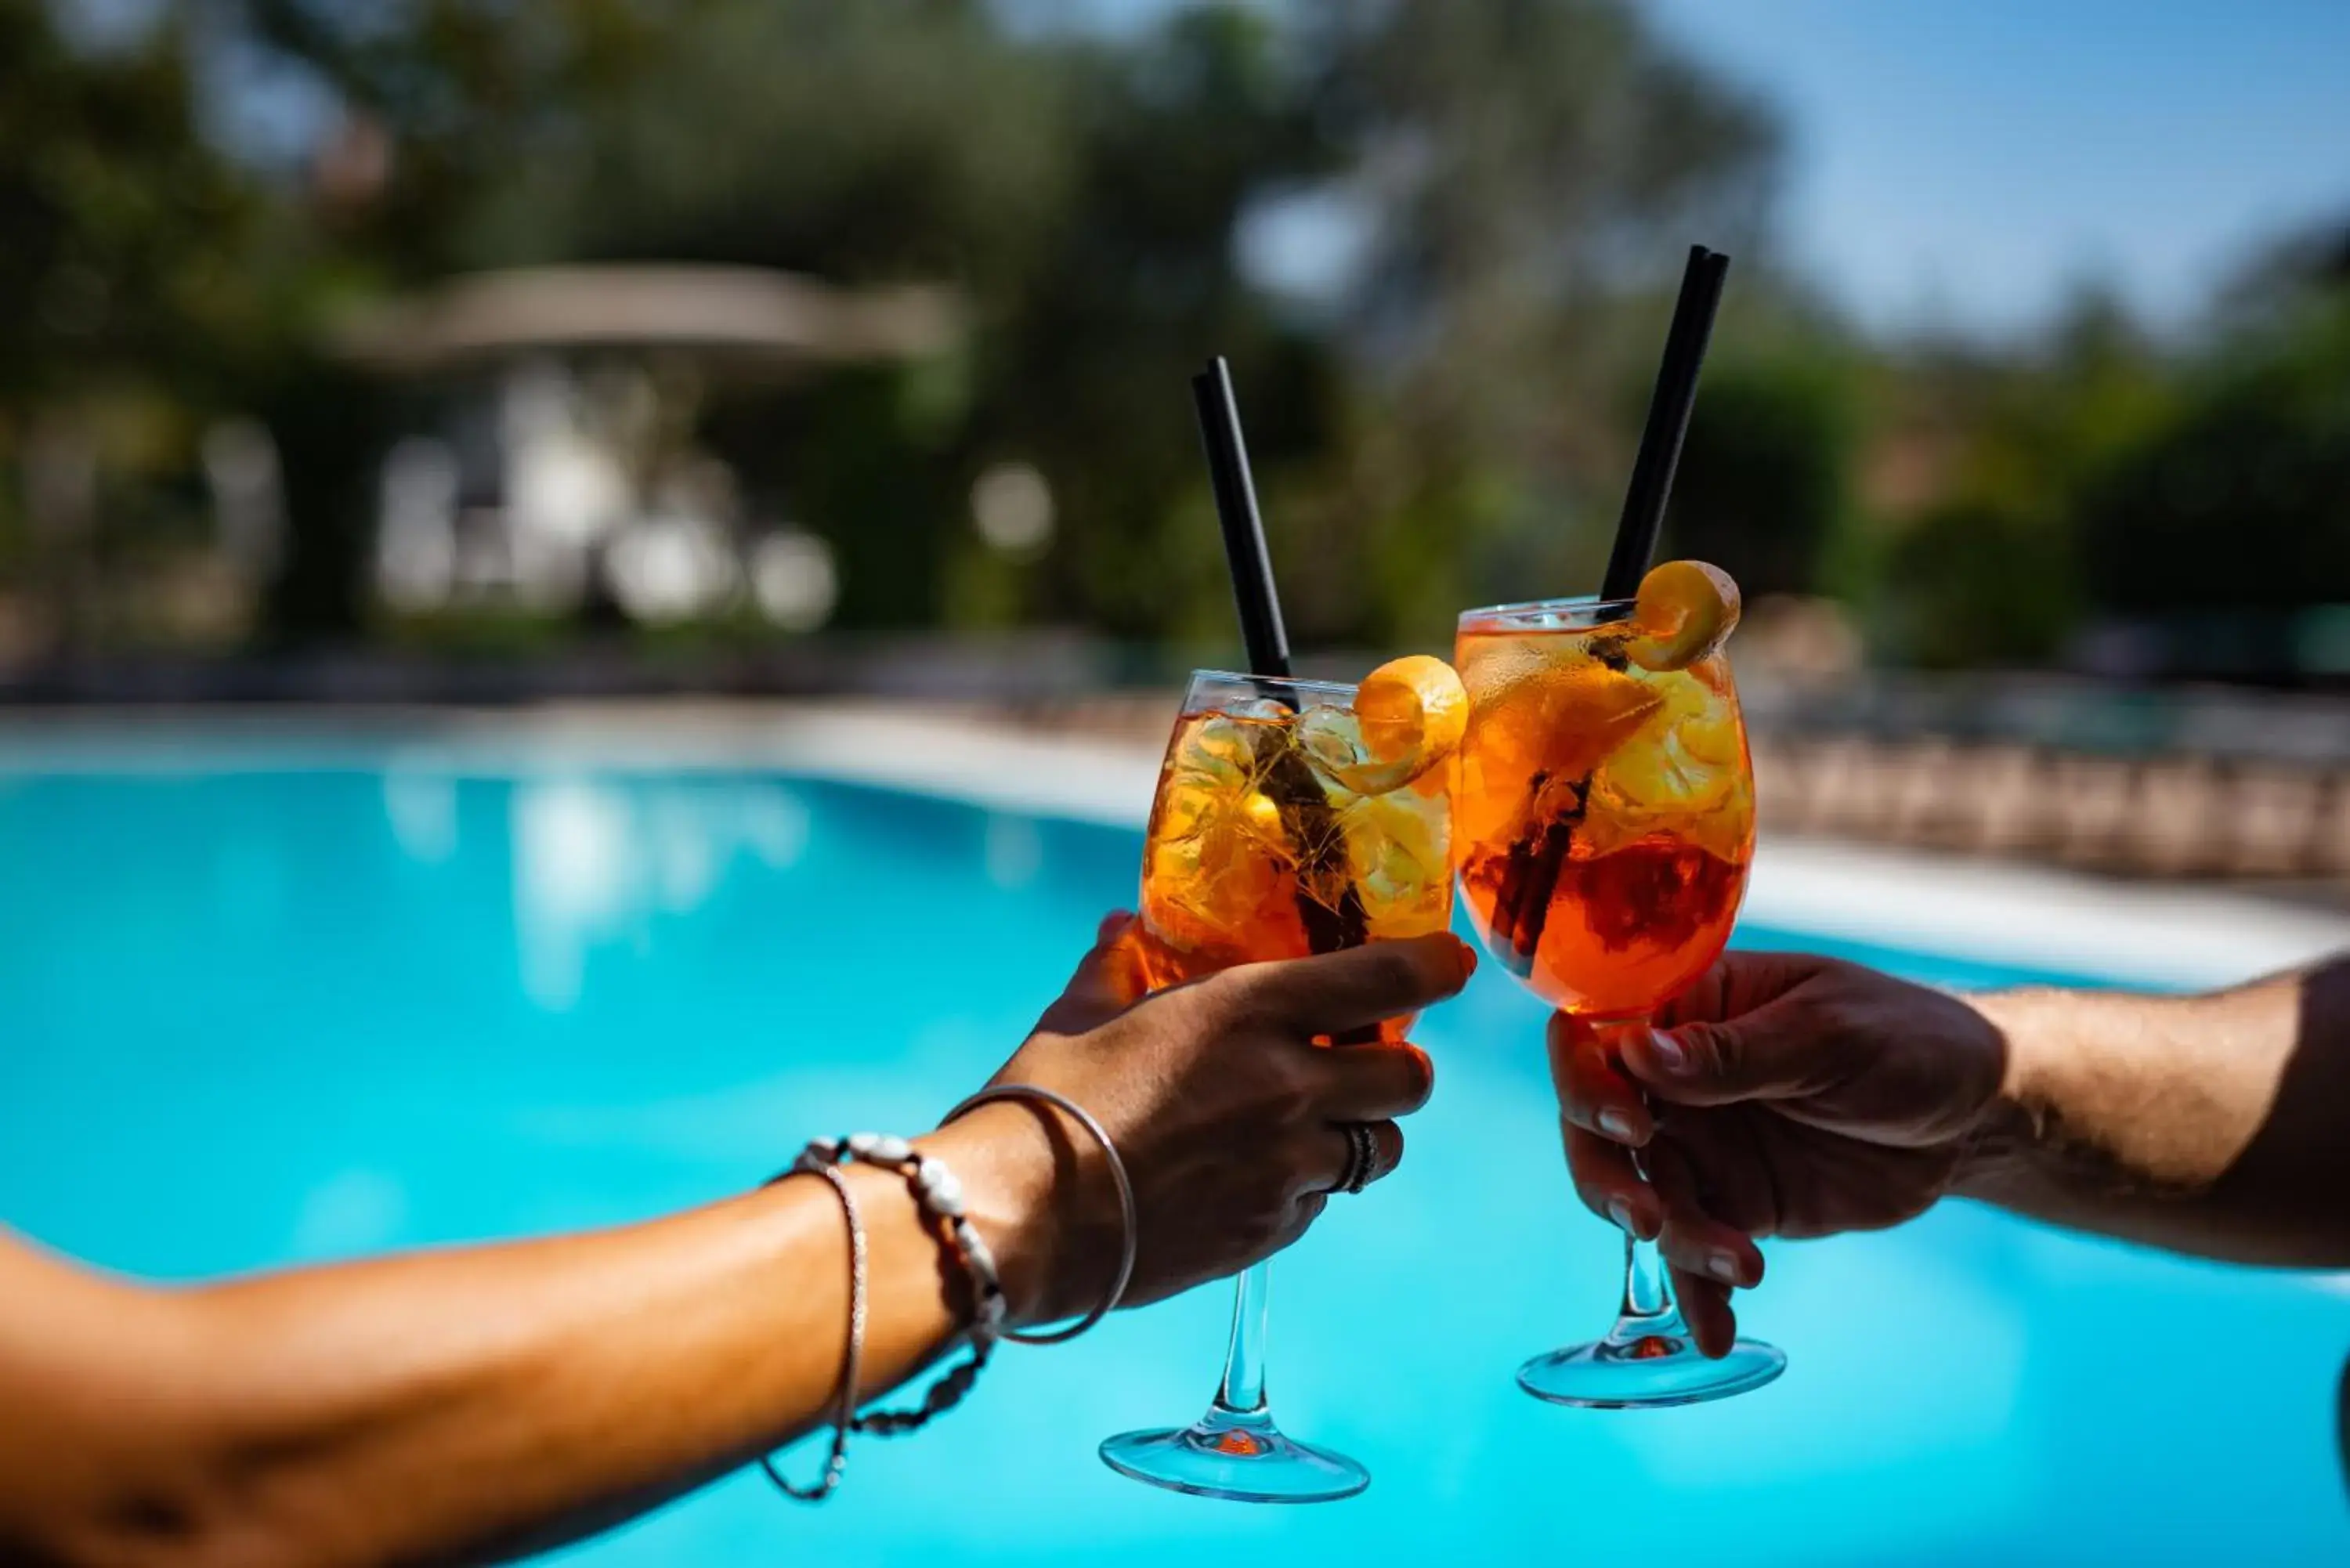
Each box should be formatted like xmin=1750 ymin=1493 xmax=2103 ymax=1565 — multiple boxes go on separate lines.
xmin=1626 ymin=560 xmax=1741 ymax=671
xmin=1301 ymin=655 xmax=1469 ymax=796
xmin=1358 ymin=654 xmax=1468 ymax=771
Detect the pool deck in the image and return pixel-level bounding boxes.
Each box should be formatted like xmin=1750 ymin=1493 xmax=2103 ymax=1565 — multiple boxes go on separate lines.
xmin=5 ymin=699 xmax=2348 ymax=992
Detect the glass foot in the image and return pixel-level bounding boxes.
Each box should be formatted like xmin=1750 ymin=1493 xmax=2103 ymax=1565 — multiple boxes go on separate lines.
xmin=1517 ymin=1313 xmax=1786 ymax=1409
xmin=1099 ymin=1408 xmax=1369 ymax=1503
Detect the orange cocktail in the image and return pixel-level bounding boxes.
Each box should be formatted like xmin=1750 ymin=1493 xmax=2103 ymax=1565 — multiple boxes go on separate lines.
xmin=1452 ymin=599 xmax=1752 ymax=1018
xmin=1452 ymin=562 xmax=1782 ymax=1410
xmin=1102 ymin=663 xmax=1458 ymax=1502
xmin=1133 ymin=670 xmax=1455 ymax=1041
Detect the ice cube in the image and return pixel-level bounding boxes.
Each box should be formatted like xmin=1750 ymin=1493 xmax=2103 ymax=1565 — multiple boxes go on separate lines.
xmin=1296 ymin=702 xmax=1367 ymax=778
xmin=1676 ymin=700 xmax=1744 ymax=769
xmin=1148 ymin=774 xmax=1221 ymax=845
xmin=1147 ymin=807 xmax=1307 ymax=963
xmin=1603 ymin=726 xmax=1734 ymax=817
xmin=1298 ymin=699 xmax=1436 ymax=797
xmin=1359 ymin=862 xmax=1452 ymax=937
xmin=1168 ymin=714 xmax=1253 ymax=789
xmin=1223 ymin=695 xmax=1293 ymax=725
xmin=1582 ymin=670 xmax=1755 ymax=862
xmin=1341 ymin=790 xmax=1452 ymax=935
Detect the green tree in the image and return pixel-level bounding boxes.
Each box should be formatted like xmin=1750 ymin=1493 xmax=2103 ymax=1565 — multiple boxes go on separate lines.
xmin=1880 ymin=290 xmax=2171 ymax=667
xmin=1665 ymin=354 xmax=1858 ymax=601
xmin=0 ymin=0 xmax=260 ymax=404
xmin=2078 ymin=283 xmax=2350 ymax=619
xmin=0 ymin=0 xmax=278 ymax=641
xmin=968 ymin=5 xmax=1336 ymax=646
xmin=240 ymin=0 xmax=671 ymax=284
xmin=1294 ymin=0 xmax=1785 ymax=639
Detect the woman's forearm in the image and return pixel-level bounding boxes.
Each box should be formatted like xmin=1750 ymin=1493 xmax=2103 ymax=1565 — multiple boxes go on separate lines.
xmin=1958 ymin=966 xmax=2350 ymax=1266
xmin=0 ymin=1106 xmax=1056 ymax=1568
xmin=0 ymin=927 xmax=1471 ymax=1568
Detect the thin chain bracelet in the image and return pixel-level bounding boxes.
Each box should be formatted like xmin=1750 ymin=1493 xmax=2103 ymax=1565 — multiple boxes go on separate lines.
xmin=757 ymin=1134 xmax=1010 ymax=1504
xmin=758 ymin=1156 xmax=864 ymax=1502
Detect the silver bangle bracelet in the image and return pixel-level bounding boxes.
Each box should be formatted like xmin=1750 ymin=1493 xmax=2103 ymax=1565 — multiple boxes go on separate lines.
xmin=942 ymin=1083 xmax=1139 ymax=1346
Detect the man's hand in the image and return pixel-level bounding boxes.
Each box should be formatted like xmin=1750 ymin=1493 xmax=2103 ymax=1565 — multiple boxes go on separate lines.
xmin=1550 ymin=952 xmax=2008 ymax=1353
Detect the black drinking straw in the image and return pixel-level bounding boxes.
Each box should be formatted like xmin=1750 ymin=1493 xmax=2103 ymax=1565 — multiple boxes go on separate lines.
xmin=1188 ymin=355 xmax=1367 ymax=962
xmin=1191 ymin=356 xmax=1293 ymax=679
xmin=1599 ymin=244 xmax=1731 ymax=603
xmin=1491 ymin=245 xmax=1732 ymax=974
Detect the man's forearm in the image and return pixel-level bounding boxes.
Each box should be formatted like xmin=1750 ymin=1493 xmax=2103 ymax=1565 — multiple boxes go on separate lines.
xmin=1957 ymin=966 xmax=2350 ymax=1266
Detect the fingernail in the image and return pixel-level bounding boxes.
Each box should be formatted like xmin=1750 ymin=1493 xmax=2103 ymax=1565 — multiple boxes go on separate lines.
xmin=1607 ymin=1198 xmax=1636 ymax=1235
xmin=1707 ymin=1249 xmax=1741 ymax=1284
xmin=1596 ymin=1108 xmax=1638 ymax=1142
xmin=1452 ymin=937 xmax=1479 ymax=984
xmin=1647 ymin=1030 xmax=1688 ymax=1075
xmin=1097 ymin=910 xmax=1132 ymax=940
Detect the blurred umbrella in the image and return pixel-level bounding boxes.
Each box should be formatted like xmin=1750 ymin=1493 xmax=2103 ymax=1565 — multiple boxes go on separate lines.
xmin=331 ymin=266 xmax=960 ymax=379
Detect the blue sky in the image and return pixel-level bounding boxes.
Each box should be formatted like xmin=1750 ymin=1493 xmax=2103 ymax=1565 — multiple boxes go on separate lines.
xmin=1637 ymin=0 xmax=2350 ymax=336
xmin=1032 ymin=0 xmax=2350 ymax=338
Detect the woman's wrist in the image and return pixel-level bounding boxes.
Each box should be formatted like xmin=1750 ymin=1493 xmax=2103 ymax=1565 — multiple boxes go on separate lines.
xmin=916 ymin=1101 xmax=1114 ymax=1328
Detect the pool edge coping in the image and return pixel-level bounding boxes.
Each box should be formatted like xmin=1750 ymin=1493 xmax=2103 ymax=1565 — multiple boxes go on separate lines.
xmin=4 ymin=699 xmax=2346 ymax=991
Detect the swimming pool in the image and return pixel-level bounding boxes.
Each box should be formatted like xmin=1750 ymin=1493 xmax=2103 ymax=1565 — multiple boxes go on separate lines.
xmin=2 ymin=747 xmax=2345 ymax=1564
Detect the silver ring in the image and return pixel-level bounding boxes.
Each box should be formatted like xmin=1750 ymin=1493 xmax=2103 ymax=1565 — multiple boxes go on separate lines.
xmin=1336 ymin=1122 xmax=1379 ymax=1195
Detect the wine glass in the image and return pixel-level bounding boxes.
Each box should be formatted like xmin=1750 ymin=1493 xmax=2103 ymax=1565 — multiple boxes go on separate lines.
xmin=1099 ymin=669 xmax=1452 ymax=1500
xmin=1452 ymin=594 xmax=1784 ymax=1407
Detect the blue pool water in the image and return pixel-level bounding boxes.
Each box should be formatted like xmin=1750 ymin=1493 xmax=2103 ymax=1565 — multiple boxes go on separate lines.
xmin=2 ymin=757 xmax=2344 ymax=1564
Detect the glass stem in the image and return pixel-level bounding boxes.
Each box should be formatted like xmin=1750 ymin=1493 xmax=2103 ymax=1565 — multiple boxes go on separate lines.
xmin=1621 ymin=1231 xmax=1674 ymax=1322
xmin=1209 ymin=1260 xmax=1271 ymax=1420
xmin=1589 ymin=1013 xmax=1678 ymax=1330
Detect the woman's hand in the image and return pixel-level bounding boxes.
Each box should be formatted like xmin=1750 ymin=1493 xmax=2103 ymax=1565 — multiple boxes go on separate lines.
xmin=929 ymin=914 xmax=1476 ymax=1324
xmin=1548 ymin=951 xmax=2007 ymax=1355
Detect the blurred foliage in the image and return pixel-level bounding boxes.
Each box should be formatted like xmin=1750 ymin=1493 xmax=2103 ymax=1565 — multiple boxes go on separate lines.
xmin=2 ymin=0 xmax=2346 ymax=678
xmin=0 ymin=1 xmax=262 ymax=403
xmin=2079 ymin=288 xmax=2350 ymax=616
xmin=1666 ymin=353 xmax=1860 ymax=603
xmin=1877 ymin=293 xmax=2175 ymax=667
xmin=1 ymin=7 xmax=226 ymax=654
xmin=1 ymin=0 xmax=1788 ymax=658
xmin=1875 ymin=259 xmax=2350 ymax=672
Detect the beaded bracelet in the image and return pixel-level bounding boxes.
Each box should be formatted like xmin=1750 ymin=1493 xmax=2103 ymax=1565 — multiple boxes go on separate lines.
xmin=758 ymin=1133 xmax=1008 ymax=1503
xmin=759 ymin=1087 xmax=1137 ymax=1503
